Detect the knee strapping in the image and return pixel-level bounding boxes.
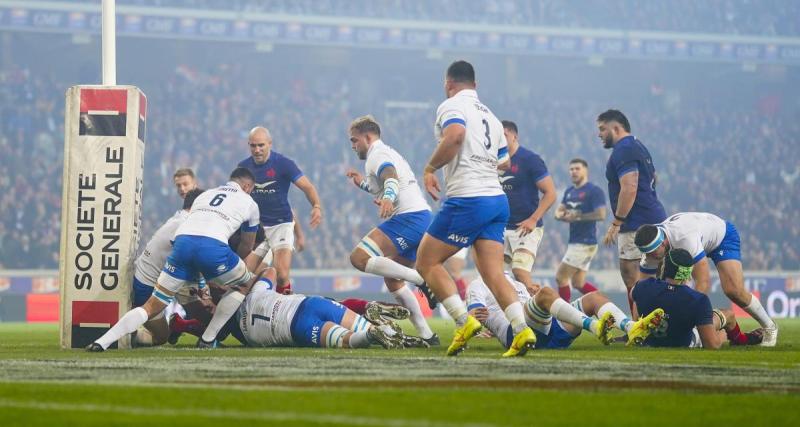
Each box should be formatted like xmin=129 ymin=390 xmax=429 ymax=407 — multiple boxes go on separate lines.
xmin=358 ymin=236 xmax=384 ymax=258
xmin=325 ymin=325 xmax=350 ymax=348
xmin=524 ymin=298 xmax=552 ymax=326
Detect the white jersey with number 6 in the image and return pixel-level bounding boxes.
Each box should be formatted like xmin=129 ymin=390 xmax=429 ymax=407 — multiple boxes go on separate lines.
xmin=364 ymin=139 xmax=430 ymax=215
xmin=434 ymin=89 xmax=509 ymax=198
xmin=175 ymin=181 xmax=261 ymax=244
xmin=237 ymin=282 xmax=305 ymax=347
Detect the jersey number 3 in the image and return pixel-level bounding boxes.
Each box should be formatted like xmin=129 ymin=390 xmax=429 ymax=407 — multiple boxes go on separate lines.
xmin=481 ymin=119 xmax=492 ymax=149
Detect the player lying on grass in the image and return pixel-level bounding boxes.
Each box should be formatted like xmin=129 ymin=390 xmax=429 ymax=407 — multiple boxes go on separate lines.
xmin=88 ymin=168 xmax=264 ymax=352
xmin=634 ymin=212 xmax=777 ymax=346
xmin=467 ymin=273 xmax=664 ymax=351
xmin=213 ymin=267 xmax=421 ymax=349
xmin=632 ymin=248 xmax=763 ymax=349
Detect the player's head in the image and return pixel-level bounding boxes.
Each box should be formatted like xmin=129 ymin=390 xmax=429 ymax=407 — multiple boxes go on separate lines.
xmin=659 ymin=248 xmax=694 ymax=284
xmin=230 ymin=167 xmax=256 ymax=193
xmin=502 ymin=120 xmax=518 ymax=147
xmin=348 ymin=115 xmax=381 ymax=160
xmin=182 ymin=188 xmax=205 ymax=210
xmin=173 ymin=168 xmax=197 ymax=199
xmin=568 ymin=158 xmax=589 ymax=185
xmin=596 ymin=109 xmax=631 ymax=149
xmin=635 ymin=224 xmax=669 ymax=260
xmin=444 ymin=60 xmax=476 ymax=97
xmin=248 ymin=126 xmax=273 ymax=164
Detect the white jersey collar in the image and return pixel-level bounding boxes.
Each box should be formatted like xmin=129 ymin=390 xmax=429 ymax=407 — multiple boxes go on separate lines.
xmin=367 ymin=139 xmax=385 ymax=157
xmin=453 ymin=88 xmax=478 ymax=99
xmin=225 ymin=181 xmax=243 ymax=191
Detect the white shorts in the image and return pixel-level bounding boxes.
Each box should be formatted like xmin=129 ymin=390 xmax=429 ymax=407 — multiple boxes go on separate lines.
xmin=503 ymin=227 xmax=544 ymax=259
xmin=617 ymin=231 xmax=642 ymax=260
xmin=451 ymin=247 xmax=469 ymax=261
xmin=561 ymin=243 xmax=599 ymax=271
xmin=253 ymin=222 xmax=295 ymax=258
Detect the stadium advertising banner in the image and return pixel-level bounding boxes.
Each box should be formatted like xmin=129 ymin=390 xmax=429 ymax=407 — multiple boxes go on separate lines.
xmin=58 ymin=86 xmax=146 ymax=349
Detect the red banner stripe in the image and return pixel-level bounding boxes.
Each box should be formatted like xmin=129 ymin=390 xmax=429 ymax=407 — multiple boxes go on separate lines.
xmin=72 ymin=300 xmax=120 ymax=326
xmin=80 ymin=88 xmax=127 ymax=114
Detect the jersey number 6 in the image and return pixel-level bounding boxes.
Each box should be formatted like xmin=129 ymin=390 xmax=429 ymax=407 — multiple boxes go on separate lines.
xmin=209 ymin=193 xmax=227 ymax=206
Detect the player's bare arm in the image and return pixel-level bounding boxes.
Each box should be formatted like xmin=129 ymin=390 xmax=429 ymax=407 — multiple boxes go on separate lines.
xmin=570 ymin=206 xmax=606 ymax=222
xmin=423 ymin=123 xmax=465 ymax=201
xmin=517 ymin=175 xmax=556 ymax=237
xmin=692 ymin=257 xmax=712 ymax=294
xmin=603 ymin=170 xmax=638 ymax=246
xmin=293 ymin=175 xmax=323 ymax=228
xmin=236 ymin=230 xmax=257 ymax=260
xmin=697 ymin=324 xmax=723 ymax=349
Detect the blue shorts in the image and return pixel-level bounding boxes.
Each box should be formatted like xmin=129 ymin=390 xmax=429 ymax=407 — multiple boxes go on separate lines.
xmin=132 ymin=276 xmax=153 ymax=307
xmin=164 ymin=235 xmax=240 ymax=282
xmin=289 ymin=296 xmax=347 ymax=347
xmin=377 ymin=210 xmax=432 ymax=261
xmin=533 ymin=320 xmax=577 ymax=349
xmin=427 ymin=195 xmax=509 ymax=248
xmin=708 ymin=221 xmax=741 ymax=264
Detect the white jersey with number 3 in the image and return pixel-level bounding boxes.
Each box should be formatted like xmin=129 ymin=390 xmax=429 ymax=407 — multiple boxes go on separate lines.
xmin=238 ymin=282 xmax=305 ymax=347
xmin=434 ymin=89 xmax=509 ymax=198
xmin=364 ymin=139 xmax=430 ymax=215
xmin=176 ymin=181 xmax=260 ymax=244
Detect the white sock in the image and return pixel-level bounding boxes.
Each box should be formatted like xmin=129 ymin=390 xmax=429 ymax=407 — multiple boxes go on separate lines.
xmin=392 ymin=286 xmax=434 ymax=339
xmin=201 ymin=291 xmax=245 ymax=342
xmin=743 ymin=294 xmax=776 ymax=329
xmin=95 ymin=307 xmax=148 ymax=349
xmin=348 ymin=329 xmax=370 ymax=348
xmin=550 ymin=299 xmax=589 ymax=331
xmin=442 ymin=294 xmax=468 ymax=326
xmin=504 ymin=302 xmax=527 ymax=335
xmin=365 ymin=257 xmax=425 ymax=285
xmin=598 ymin=302 xmax=632 ymax=333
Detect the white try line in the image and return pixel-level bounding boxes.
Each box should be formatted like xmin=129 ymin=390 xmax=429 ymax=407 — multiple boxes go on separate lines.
xmin=0 ymin=398 xmax=497 ymax=427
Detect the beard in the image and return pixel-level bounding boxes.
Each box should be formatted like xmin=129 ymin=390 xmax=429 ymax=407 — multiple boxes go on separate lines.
xmin=602 ymin=135 xmax=614 ymax=149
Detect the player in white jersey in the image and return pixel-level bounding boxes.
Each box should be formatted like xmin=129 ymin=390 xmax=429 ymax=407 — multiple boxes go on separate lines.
xmin=88 ymin=168 xmax=263 ymax=352
xmin=219 ymin=268 xmax=406 ymax=349
xmin=130 ymin=189 xmax=211 ymax=347
xmin=416 ymin=60 xmax=536 ymax=357
xmin=634 ymin=212 xmax=778 ymax=346
xmin=467 ymin=274 xmax=664 ymax=349
xmin=345 ymin=115 xmax=438 ymax=345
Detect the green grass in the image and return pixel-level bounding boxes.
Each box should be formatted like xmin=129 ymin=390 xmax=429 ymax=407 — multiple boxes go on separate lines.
xmin=1 ymin=319 xmax=799 ymax=426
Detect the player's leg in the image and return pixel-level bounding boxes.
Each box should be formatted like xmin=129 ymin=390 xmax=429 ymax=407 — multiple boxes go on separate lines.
xmin=89 ymin=287 xmax=171 ymax=351
xmin=384 ymin=274 xmax=435 ymax=341
xmin=507 ymin=226 xmax=543 ymax=290
xmin=716 ymin=260 xmax=777 ymax=341
xmin=416 ymin=234 xmax=462 ymax=320
xmin=714 ymin=308 xmax=763 ymax=346
xmin=528 ymin=287 xmax=612 ymax=344
xmin=291 ymin=297 xmax=401 ymax=349
xmin=444 ymin=248 xmax=468 ymax=300
xmin=349 ymin=228 xmax=425 ymax=286
xmin=555 ymin=262 xmax=577 ymax=302
xmin=617 ymin=232 xmax=641 ymax=314
xmin=575 ymin=291 xmax=632 ymax=335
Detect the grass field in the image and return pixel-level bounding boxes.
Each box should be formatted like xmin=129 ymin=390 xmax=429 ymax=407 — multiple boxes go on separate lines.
xmin=1 ymin=319 xmax=799 ymax=426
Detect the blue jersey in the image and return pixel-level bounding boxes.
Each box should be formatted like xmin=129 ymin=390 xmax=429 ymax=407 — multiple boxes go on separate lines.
xmin=238 ymin=151 xmax=303 ymax=226
xmin=631 ymin=278 xmax=713 ymax=348
xmin=605 ymin=136 xmax=666 ymax=232
xmin=562 ymin=182 xmax=605 ymax=245
xmin=502 ymin=146 xmax=549 ymax=229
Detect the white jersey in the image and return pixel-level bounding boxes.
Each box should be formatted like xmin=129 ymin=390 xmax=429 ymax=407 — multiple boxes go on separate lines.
xmin=466 ymin=273 xmax=531 ymax=342
xmin=364 ymin=139 xmax=430 ymax=215
xmin=434 ymin=89 xmax=509 ymax=198
xmin=134 ymin=210 xmax=188 ymax=286
xmin=641 ymin=212 xmax=727 ymax=270
xmin=176 ymin=181 xmax=260 ymax=244
xmin=238 ymin=282 xmax=305 ymax=347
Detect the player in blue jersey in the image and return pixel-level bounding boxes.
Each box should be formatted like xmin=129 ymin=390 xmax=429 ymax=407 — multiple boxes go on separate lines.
xmin=416 ymin=60 xmax=536 ymax=357
xmin=239 ymin=126 xmax=322 ymax=294
xmin=554 ymin=158 xmax=606 ymax=302
xmin=632 ymin=248 xmax=763 ymax=348
xmin=499 ymin=120 xmax=557 ymax=290
xmin=344 ymin=115 xmax=438 ymax=345
xmin=598 ymin=109 xmax=667 ymax=311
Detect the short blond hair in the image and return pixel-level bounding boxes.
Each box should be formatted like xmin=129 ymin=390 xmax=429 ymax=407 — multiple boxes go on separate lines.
xmin=173 ymin=168 xmax=195 ymax=179
xmin=349 ymin=115 xmax=381 ymax=137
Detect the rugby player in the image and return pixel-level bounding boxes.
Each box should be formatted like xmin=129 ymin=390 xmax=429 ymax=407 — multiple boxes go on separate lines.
xmin=87 ymin=168 xmax=263 ymax=351
xmin=598 ymin=109 xmax=667 ymax=311
xmin=239 ymin=126 xmax=322 ymax=294
xmin=444 ymin=248 xmax=469 ymax=301
xmin=416 ymin=60 xmax=536 ymax=357
xmin=554 ymin=158 xmax=606 ymax=301
xmin=632 ymin=248 xmax=764 ymax=348
xmin=345 ymin=115 xmax=438 ymax=345
xmin=634 ymin=212 xmax=778 ymax=346
xmin=500 ymin=120 xmax=557 ymax=290
xmin=467 ymin=274 xmax=664 ymax=349
xmin=218 ymin=268 xmax=410 ymax=349
xmin=130 ymin=188 xmax=211 ymax=347
xmin=173 ymin=168 xmax=198 ymax=199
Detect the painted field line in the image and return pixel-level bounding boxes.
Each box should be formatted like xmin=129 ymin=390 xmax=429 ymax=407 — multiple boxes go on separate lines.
xmin=0 ymin=398 xmax=496 ymax=427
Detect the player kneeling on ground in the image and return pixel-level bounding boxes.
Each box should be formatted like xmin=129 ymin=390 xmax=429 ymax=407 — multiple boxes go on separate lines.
xmin=631 ymin=248 xmax=763 ymax=349
xmin=467 ymin=274 xmax=664 ymax=350
xmin=216 ymin=268 xmax=415 ymax=349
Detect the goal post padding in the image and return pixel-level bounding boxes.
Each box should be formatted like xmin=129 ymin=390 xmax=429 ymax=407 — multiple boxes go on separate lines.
xmin=59 ymin=85 xmax=146 ymax=349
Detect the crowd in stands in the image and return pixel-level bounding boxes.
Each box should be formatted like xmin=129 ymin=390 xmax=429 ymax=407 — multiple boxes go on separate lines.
xmin=0 ymin=61 xmax=797 ymax=272
xmin=56 ymin=0 xmax=800 ymax=37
